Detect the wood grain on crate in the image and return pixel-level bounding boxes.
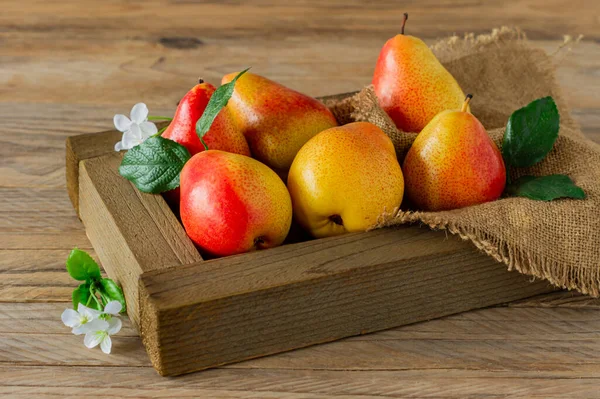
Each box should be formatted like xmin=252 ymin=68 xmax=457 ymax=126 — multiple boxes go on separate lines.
xmin=2 ymin=0 xmax=600 ymax=396
xmin=139 ymin=227 xmax=553 ymax=375
xmin=78 ymin=151 xmax=201 ymax=328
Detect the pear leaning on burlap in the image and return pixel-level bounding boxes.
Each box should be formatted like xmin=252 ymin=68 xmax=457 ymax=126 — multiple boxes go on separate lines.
xmin=222 ymin=72 xmax=338 ymax=177
xmin=372 ymin=13 xmax=467 ymax=132
xmin=403 ymin=95 xmax=506 ymax=211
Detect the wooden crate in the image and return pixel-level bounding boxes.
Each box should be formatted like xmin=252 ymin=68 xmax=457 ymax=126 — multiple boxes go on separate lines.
xmin=65 ymin=98 xmax=554 ymax=376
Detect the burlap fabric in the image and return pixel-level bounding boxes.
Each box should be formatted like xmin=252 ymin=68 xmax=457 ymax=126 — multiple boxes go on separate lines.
xmin=323 ymin=28 xmax=600 ymax=297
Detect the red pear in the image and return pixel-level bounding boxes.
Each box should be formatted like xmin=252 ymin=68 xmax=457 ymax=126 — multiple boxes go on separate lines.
xmin=162 ymin=80 xmax=250 ymax=156
xmin=180 ymin=150 xmax=292 ymax=257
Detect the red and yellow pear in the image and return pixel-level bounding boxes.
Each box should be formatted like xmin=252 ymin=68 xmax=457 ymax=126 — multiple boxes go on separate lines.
xmin=222 ymin=72 xmax=338 ymax=176
xmin=287 ymin=122 xmax=404 ymax=238
xmin=180 ymin=150 xmax=292 ymax=257
xmin=372 ymin=13 xmax=467 ymax=132
xmin=402 ymin=95 xmax=506 ymax=211
xmin=162 ymin=80 xmax=250 ymax=156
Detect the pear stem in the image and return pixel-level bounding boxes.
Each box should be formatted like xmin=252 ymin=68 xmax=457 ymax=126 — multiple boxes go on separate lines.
xmin=198 ymin=78 xmax=204 ymax=84
xmin=461 ymin=94 xmax=473 ymax=112
xmin=401 ymin=13 xmax=408 ymax=35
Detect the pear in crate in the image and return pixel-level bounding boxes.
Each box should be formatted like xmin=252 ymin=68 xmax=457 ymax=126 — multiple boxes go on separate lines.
xmin=222 ymin=72 xmax=338 ymax=176
xmin=161 ymin=80 xmax=251 ymax=209
xmin=287 ymin=122 xmax=404 ymax=238
xmin=372 ymin=13 xmax=466 ymax=132
xmin=403 ymin=95 xmax=506 ymax=211
xmin=162 ymin=79 xmax=250 ymax=156
xmin=180 ymin=150 xmax=292 ymax=257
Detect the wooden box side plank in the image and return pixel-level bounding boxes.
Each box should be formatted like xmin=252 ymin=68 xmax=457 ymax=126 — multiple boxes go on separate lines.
xmin=139 ymin=227 xmax=554 ymax=375
xmin=140 ymin=227 xmax=503 ymax=305
xmin=78 ymin=152 xmax=201 ymax=328
xmin=66 ymin=122 xmax=169 ymax=216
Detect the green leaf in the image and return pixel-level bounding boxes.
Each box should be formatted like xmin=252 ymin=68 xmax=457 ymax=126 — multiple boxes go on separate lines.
xmin=502 ymin=96 xmax=560 ymax=168
xmin=195 ymin=68 xmax=250 ymax=150
xmin=72 ymin=283 xmax=90 ymax=310
xmin=66 ymin=249 xmax=102 ymax=282
xmin=119 ymin=136 xmax=191 ymax=193
xmin=98 ymin=278 xmax=126 ymax=313
xmin=506 ymin=174 xmax=585 ymax=201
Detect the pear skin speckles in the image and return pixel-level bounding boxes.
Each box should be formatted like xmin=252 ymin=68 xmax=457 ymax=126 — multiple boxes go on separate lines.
xmin=222 ymin=72 xmax=338 ymax=175
xmin=162 ymin=82 xmax=250 ymax=157
xmin=372 ymin=34 xmax=466 ymax=133
xmin=403 ymin=110 xmax=506 ymax=211
xmin=180 ymin=150 xmax=292 ymax=257
xmin=288 ymin=122 xmax=404 ymax=238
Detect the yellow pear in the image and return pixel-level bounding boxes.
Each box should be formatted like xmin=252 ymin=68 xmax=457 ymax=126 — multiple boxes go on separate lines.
xmin=287 ymin=122 xmax=404 ymax=238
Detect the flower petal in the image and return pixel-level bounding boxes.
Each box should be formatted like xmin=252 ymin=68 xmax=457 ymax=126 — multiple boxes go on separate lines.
xmin=113 ymin=114 xmax=132 ymax=132
xmin=139 ymin=121 xmax=158 ymax=139
xmin=103 ymin=301 xmax=122 ymax=315
xmin=79 ymin=303 xmax=102 ymax=320
xmin=107 ymin=317 xmax=122 ymax=335
xmin=114 ymin=141 xmax=123 ymax=152
xmin=121 ymin=126 xmax=143 ymax=150
xmin=61 ymin=309 xmax=81 ymax=328
xmin=130 ymin=103 xmax=149 ymax=124
xmin=100 ymin=334 xmax=112 ymax=354
xmin=75 ymin=318 xmax=108 ymax=335
xmin=84 ymin=331 xmax=104 ymax=349
xmin=72 ymin=325 xmax=87 ymax=335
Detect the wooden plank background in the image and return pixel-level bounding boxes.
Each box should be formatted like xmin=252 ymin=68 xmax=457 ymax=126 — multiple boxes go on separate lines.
xmin=1 ymin=0 xmax=599 ymax=397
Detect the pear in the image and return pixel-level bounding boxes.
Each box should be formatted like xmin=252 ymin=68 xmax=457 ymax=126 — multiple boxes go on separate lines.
xmin=162 ymin=79 xmax=250 ymax=156
xmin=180 ymin=150 xmax=292 ymax=257
xmin=372 ymin=13 xmax=467 ymax=132
xmin=222 ymin=72 xmax=338 ymax=176
xmin=402 ymin=95 xmax=506 ymax=211
xmin=288 ymin=122 xmax=404 ymax=238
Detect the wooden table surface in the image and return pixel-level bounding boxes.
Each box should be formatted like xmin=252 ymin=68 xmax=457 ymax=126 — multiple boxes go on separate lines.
xmin=2 ymin=1 xmax=600 ymax=397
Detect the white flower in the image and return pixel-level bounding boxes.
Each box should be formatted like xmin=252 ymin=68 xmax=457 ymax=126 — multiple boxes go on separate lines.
xmin=84 ymin=317 xmax=122 ymax=354
xmin=102 ymin=300 xmax=122 ymax=316
xmin=61 ymin=303 xmax=104 ymax=335
xmin=62 ymin=300 xmax=124 ymax=354
xmin=114 ymin=103 xmax=158 ymax=151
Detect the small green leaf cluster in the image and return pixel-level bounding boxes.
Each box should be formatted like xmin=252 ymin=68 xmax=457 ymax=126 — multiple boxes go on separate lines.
xmin=66 ymin=249 xmax=126 ymax=312
xmin=502 ymin=97 xmax=585 ymax=201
